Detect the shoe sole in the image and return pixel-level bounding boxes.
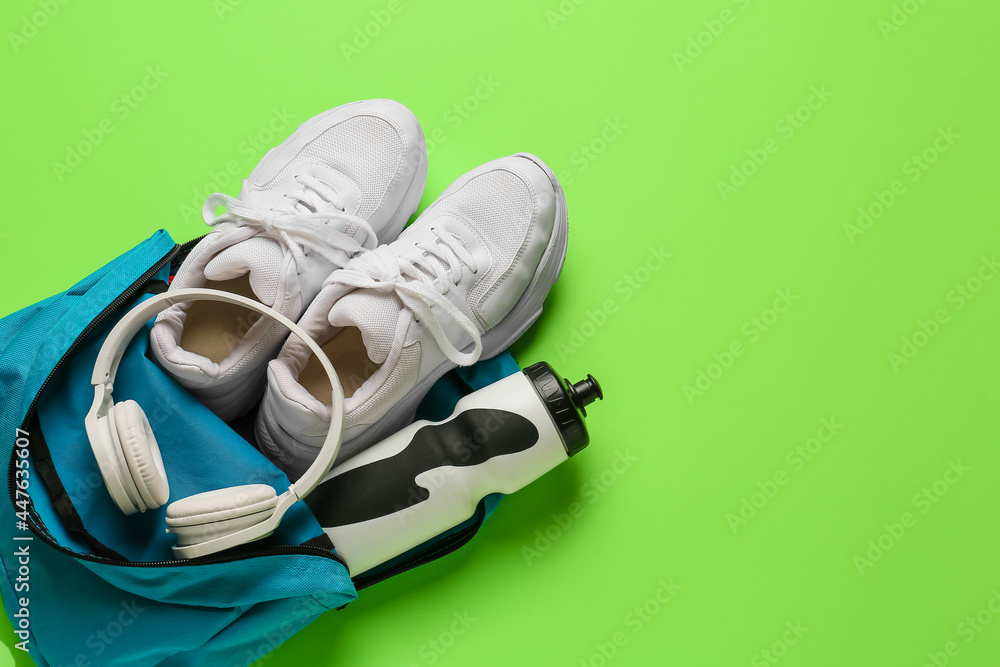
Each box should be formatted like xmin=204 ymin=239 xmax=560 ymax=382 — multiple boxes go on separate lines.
xmin=331 ymin=152 xmax=568 ymax=463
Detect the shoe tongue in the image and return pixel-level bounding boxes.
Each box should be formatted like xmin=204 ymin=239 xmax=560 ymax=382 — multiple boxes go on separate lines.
xmin=203 ymin=237 xmax=284 ymax=306
xmin=327 ymin=290 xmax=403 ymax=365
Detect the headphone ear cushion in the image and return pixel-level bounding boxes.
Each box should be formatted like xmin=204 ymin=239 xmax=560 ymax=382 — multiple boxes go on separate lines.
xmin=114 ymin=400 xmax=170 ymax=509
xmin=166 ymin=485 xmax=278 ymax=525
xmin=165 ymin=485 xmax=278 ymax=547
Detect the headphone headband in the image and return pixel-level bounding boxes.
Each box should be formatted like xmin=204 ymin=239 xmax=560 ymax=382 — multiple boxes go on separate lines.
xmin=84 ymin=287 xmax=344 ymax=558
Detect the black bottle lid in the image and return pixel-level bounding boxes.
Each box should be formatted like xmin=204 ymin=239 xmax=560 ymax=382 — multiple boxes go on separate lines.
xmin=523 ymin=362 xmax=603 ymax=457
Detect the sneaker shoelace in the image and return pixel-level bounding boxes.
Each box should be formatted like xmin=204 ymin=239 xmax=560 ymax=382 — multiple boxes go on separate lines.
xmin=327 ymin=228 xmax=483 ymax=366
xmin=202 ymin=174 xmax=378 ymax=273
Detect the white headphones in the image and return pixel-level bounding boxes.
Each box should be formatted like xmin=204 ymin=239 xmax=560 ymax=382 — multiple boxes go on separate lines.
xmin=84 ymin=287 xmax=344 ymax=559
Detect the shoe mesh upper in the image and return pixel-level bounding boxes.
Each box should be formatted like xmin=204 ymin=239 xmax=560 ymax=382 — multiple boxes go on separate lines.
xmin=417 ymin=169 xmax=538 ymax=320
xmin=254 ymin=116 xmax=405 ymax=220
xmin=410 ymin=169 xmax=536 ymax=261
xmin=203 ymin=236 xmax=283 ymax=305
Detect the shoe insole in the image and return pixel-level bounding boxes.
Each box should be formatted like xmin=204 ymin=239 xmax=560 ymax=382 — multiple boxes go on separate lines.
xmin=300 ymin=327 xmax=380 ymax=402
xmin=178 ymin=275 xmax=262 ymax=364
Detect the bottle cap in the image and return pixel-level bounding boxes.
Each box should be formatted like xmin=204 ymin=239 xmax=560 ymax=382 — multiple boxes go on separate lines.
xmin=523 ymin=362 xmax=603 ymax=457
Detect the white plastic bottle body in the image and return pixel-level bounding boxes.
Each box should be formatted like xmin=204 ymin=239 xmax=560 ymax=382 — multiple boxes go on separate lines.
xmin=320 ymin=372 xmax=568 ymax=576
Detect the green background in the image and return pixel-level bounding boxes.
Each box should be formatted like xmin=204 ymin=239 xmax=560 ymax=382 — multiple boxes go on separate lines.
xmin=2 ymin=0 xmax=999 ymax=665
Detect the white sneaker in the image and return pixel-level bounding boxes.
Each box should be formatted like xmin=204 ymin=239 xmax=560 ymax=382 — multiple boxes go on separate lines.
xmin=256 ymin=153 xmax=568 ymax=476
xmin=150 ymin=99 xmax=427 ymax=422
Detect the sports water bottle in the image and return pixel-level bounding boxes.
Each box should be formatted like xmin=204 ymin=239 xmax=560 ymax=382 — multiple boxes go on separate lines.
xmin=305 ymin=361 xmax=603 ymax=576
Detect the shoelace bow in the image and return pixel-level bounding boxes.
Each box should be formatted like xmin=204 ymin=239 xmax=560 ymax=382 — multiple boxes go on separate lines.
xmin=202 ymin=174 xmax=378 ymax=273
xmin=328 ymin=228 xmax=483 ymax=366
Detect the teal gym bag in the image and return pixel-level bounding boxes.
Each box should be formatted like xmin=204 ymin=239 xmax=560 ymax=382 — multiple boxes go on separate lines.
xmin=0 ymin=230 xmax=512 ymax=666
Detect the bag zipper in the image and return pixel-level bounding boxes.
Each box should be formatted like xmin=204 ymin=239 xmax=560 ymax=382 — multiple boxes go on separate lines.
xmin=7 ymin=236 xmax=347 ymax=570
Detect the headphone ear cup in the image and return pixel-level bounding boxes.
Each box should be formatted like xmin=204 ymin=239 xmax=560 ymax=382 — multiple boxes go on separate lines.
xmin=165 ymin=485 xmax=278 ymax=547
xmin=113 ymin=400 xmax=170 ymax=510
